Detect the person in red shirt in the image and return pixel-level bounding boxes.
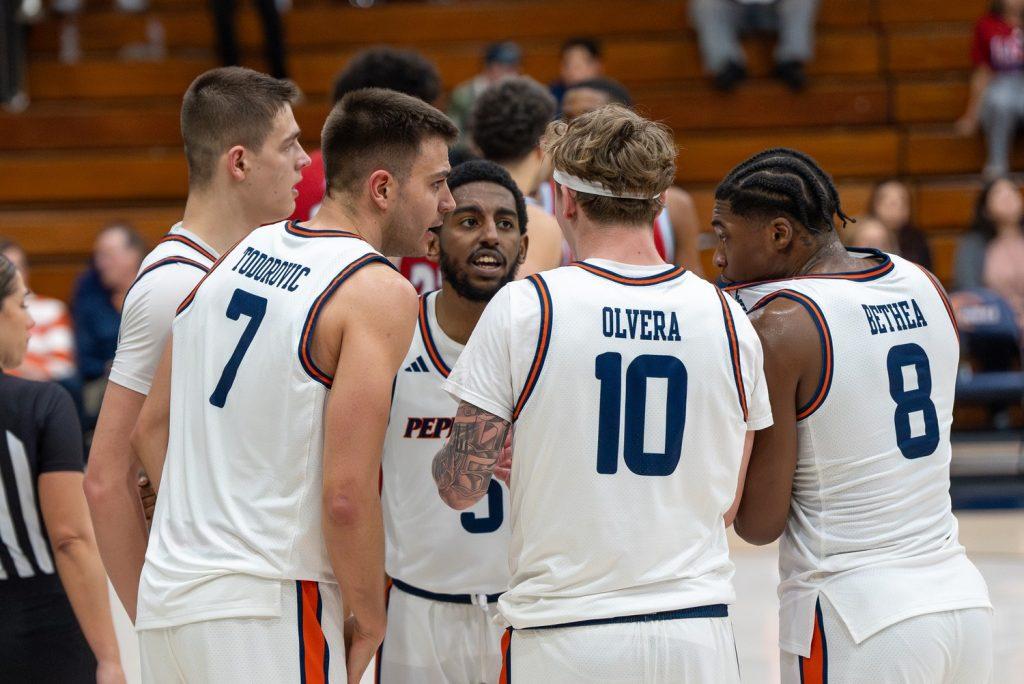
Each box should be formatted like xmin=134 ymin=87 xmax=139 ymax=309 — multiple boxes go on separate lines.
xmin=289 ymin=47 xmax=446 ymax=293
xmin=957 ymin=0 xmax=1024 ymax=177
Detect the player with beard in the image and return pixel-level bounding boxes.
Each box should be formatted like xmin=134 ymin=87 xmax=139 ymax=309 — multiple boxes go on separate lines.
xmin=378 ymin=160 xmax=527 ymax=683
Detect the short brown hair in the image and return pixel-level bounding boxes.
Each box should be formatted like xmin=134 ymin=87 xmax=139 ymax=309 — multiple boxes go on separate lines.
xmin=322 ymin=88 xmax=458 ymax=197
xmin=543 ymin=104 xmax=676 ymax=226
xmin=181 ymin=67 xmax=300 ymax=188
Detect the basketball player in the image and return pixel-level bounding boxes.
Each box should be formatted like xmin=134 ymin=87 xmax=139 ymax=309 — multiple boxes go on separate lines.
xmin=469 ymin=76 xmax=564 ymax=276
xmin=84 ymin=66 xmax=309 ymax=618
xmin=538 ymin=77 xmax=704 ymax=274
xmin=717 ymin=149 xmax=993 ymax=683
xmin=130 ymin=88 xmax=457 ymax=683
xmin=432 ymin=105 xmax=772 ymax=682
xmin=379 ymin=160 xmax=527 ymax=682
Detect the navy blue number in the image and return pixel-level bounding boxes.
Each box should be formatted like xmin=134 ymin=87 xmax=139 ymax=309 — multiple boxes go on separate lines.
xmin=460 ymin=480 xmax=503 ymax=533
xmin=595 ymin=353 xmax=688 ymax=476
xmin=886 ymin=343 xmax=939 ymax=459
xmin=209 ymin=288 xmax=267 ymax=408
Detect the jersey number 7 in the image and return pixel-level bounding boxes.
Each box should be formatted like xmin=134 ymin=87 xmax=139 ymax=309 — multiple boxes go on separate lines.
xmin=209 ymin=288 xmax=268 ymax=408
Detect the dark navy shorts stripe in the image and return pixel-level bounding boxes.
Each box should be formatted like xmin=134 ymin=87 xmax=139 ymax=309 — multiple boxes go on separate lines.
xmin=391 ymin=578 xmax=502 ymax=605
xmin=530 ymin=604 xmax=728 ymax=630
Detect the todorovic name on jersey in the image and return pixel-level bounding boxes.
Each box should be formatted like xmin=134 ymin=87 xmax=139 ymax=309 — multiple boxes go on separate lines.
xmin=231 ymin=246 xmax=312 ymax=293
xmin=862 ymin=298 xmax=929 ymax=336
xmin=602 ymin=307 xmax=682 ymax=342
xmin=403 ymin=416 xmax=455 ymax=439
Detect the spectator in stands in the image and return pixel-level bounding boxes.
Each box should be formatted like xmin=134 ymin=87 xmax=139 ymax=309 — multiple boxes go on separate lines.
xmin=848 ymin=216 xmax=897 ymax=254
xmin=0 ymin=254 xmax=126 ymax=684
xmin=549 ymin=37 xmax=604 ymax=107
xmin=290 ymin=46 xmax=443 ymax=223
xmin=955 ymin=176 xmax=1024 ymax=329
xmin=689 ymin=0 xmax=819 ymax=92
xmin=0 ymin=238 xmax=77 ymax=383
xmin=956 ymin=0 xmax=1024 ymax=178
xmin=469 ymin=76 xmax=564 ymax=276
xmin=448 ymin=41 xmax=522 ymax=138
xmin=71 ymin=223 xmax=145 ymax=423
xmin=867 ymin=179 xmax=933 ymax=268
xmin=554 ymin=77 xmax=705 ymax=274
xmin=209 ymin=0 xmax=288 ymax=79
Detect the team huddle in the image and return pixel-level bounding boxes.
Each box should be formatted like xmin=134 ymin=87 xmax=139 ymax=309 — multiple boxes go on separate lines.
xmin=84 ymin=66 xmax=993 ymax=684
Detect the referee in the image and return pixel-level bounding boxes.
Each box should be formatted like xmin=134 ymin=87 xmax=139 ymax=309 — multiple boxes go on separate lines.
xmin=0 ymin=254 xmax=125 ymax=683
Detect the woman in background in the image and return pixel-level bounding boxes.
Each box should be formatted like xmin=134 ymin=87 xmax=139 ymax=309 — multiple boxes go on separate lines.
xmin=0 ymin=254 xmax=125 ymax=683
xmin=955 ymin=176 xmax=1024 ymax=329
xmin=868 ymin=179 xmax=933 ymax=268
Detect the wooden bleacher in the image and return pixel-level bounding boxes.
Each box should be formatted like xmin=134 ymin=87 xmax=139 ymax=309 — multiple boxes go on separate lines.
xmin=1 ymin=0 xmax=1011 ymax=299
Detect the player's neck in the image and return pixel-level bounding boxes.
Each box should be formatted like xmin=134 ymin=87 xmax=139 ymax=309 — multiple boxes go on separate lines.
xmin=303 ymin=199 xmax=384 ymax=252
xmin=181 ymin=191 xmax=262 ymax=255
xmin=574 ymin=222 xmax=666 ymax=266
xmin=504 ymin=156 xmax=542 ymax=196
xmin=434 ymin=286 xmax=487 ymax=346
xmin=793 ymin=235 xmax=861 ymax=277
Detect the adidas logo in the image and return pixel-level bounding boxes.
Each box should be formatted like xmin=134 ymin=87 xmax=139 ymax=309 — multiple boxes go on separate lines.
xmin=404 ymin=356 xmax=430 ymax=373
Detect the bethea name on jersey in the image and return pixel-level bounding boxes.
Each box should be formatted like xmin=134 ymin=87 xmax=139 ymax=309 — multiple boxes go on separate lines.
xmin=862 ymin=299 xmax=929 ymax=336
xmin=602 ymin=307 xmax=682 ymax=342
xmin=231 ymin=246 xmax=313 ymax=292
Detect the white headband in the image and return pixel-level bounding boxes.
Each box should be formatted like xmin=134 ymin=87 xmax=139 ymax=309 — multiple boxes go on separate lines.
xmin=552 ymin=169 xmax=662 ymax=200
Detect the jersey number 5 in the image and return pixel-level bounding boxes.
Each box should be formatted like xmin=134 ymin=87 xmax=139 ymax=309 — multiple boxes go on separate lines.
xmin=886 ymin=343 xmax=940 ymax=459
xmin=209 ymin=288 xmax=267 ymax=408
xmin=594 ymin=353 xmax=687 ymax=476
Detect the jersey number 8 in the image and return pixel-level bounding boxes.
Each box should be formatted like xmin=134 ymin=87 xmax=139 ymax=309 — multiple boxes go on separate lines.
xmin=886 ymin=343 xmax=940 ymax=459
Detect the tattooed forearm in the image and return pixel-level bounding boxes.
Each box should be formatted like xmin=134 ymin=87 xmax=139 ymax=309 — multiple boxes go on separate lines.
xmin=433 ymin=402 xmax=511 ymax=510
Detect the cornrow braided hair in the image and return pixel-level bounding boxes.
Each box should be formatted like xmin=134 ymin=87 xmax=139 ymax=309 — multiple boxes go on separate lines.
xmin=715 ymin=148 xmax=854 ymax=234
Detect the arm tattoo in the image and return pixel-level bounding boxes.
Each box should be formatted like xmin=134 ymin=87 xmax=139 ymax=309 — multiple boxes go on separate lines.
xmin=432 ymin=402 xmax=511 ymax=509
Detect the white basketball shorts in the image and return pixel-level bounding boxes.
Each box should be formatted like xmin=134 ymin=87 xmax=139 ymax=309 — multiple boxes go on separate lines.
xmin=781 ymin=596 xmax=993 ymax=684
xmin=139 ymin=579 xmax=345 ymax=684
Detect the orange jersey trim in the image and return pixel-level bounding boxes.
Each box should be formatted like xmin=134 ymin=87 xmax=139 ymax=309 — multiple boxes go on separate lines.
xmin=297 ymin=580 xmax=329 ymax=684
xmin=158 ymin=233 xmax=217 ymax=262
xmin=419 ymin=293 xmax=451 ymax=378
xmin=572 ymin=261 xmax=686 ymax=286
xmin=498 ymin=627 xmax=513 ymax=684
xmin=800 ymin=600 xmax=828 ymax=684
xmin=716 ymin=288 xmax=749 ymax=421
xmin=512 ymin=275 xmax=553 ymax=421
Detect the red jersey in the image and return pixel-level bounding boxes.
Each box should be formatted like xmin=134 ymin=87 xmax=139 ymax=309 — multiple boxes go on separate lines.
xmin=289 ymin=149 xmax=326 ymax=222
xmin=971 ymin=14 xmax=1024 ymax=72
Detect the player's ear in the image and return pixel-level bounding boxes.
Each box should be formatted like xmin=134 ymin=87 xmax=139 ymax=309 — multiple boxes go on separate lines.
xmin=368 ymin=170 xmax=392 ymax=210
xmin=559 ymin=185 xmax=578 ymax=220
xmin=770 ymin=216 xmax=795 ymax=250
xmin=425 ymin=229 xmax=441 ymax=264
xmin=226 ymin=145 xmax=247 ymax=182
xmin=517 ymin=232 xmax=529 ymax=265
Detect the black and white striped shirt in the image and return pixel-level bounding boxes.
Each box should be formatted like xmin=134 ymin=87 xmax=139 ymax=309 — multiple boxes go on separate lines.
xmin=0 ymin=372 xmax=83 ymax=586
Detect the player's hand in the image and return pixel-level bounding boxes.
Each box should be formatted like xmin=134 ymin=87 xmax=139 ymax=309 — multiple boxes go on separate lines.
xmin=493 ymin=430 xmax=513 ymax=487
xmin=138 ymin=473 xmax=156 ymax=527
xmin=344 ymin=616 xmax=384 ymax=684
xmin=96 ymin=659 xmax=127 ymax=684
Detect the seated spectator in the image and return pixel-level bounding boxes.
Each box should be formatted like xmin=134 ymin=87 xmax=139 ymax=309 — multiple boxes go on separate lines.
xmin=549 ymin=37 xmax=604 ymax=107
xmin=867 ymin=179 xmax=933 ymax=268
xmin=0 ymin=238 xmax=77 ymax=382
xmin=689 ymin=0 xmax=819 ymax=92
xmin=955 ymin=176 xmax=1024 ymax=330
xmin=848 ymin=216 xmax=897 ymax=254
xmin=448 ymin=41 xmax=522 ymax=138
xmin=956 ymin=0 xmax=1024 ymax=178
xmin=0 ymin=254 xmax=126 ymax=684
xmin=71 ymin=223 xmax=145 ymax=423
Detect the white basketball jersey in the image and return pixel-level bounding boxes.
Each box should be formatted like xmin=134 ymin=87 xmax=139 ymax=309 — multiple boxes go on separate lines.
xmin=382 ymin=291 xmax=510 ymax=596
xmin=444 ymin=259 xmax=772 ymax=629
xmin=726 ymin=250 xmax=991 ymax=657
xmin=137 ymin=220 xmax=391 ymax=630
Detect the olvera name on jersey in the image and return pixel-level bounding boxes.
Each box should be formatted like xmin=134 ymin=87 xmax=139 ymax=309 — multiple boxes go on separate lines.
xmin=602 ymin=307 xmax=682 ymax=342
xmin=862 ymin=298 xmax=928 ymax=336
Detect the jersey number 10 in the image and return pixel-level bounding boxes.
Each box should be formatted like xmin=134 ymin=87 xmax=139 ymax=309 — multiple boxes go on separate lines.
xmin=594 ymin=353 xmax=687 ymax=476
